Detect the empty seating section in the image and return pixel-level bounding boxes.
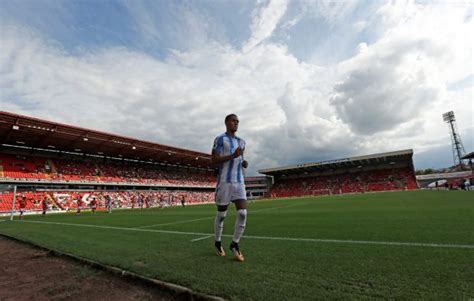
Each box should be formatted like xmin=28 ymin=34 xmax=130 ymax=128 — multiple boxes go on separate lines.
xmin=166 ymin=171 xmax=215 ymax=186
xmin=97 ymin=162 xmax=168 ymax=183
xmin=0 ymin=190 xmax=214 ymax=213
xmin=97 ymin=163 xmax=216 ymax=186
xmin=0 ymin=154 xmax=216 ymax=186
xmin=52 ymin=159 xmax=99 ymax=181
xmin=271 ymin=167 xmax=417 ymax=197
xmin=0 ymin=193 xmax=13 ymax=212
xmin=0 ymin=154 xmax=48 ymax=179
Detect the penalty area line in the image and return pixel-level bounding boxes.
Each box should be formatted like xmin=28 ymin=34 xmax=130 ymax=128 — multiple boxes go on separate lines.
xmin=12 ymin=220 xmax=474 ymax=250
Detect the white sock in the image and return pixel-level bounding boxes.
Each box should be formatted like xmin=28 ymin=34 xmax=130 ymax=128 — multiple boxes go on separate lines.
xmin=214 ymin=210 xmax=227 ymax=242
xmin=232 ymin=209 xmax=247 ymax=243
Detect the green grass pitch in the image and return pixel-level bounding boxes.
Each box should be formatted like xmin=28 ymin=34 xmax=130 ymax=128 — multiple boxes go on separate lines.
xmin=1 ymin=190 xmax=473 ymax=300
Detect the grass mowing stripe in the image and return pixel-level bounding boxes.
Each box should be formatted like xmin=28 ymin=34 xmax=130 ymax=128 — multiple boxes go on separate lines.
xmin=12 ymin=219 xmax=474 ymax=250
xmin=241 ymin=234 xmax=474 ymax=249
xmin=250 ymin=201 xmax=317 ymax=213
xmin=136 ymin=200 xmax=316 ymax=229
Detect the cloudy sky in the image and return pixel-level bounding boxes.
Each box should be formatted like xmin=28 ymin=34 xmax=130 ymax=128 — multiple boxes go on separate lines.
xmin=1 ymin=0 xmax=473 ymax=175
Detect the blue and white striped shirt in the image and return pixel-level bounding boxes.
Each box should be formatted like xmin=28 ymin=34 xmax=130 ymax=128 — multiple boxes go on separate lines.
xmin=212 ymin=133 xmax=246 ymax=184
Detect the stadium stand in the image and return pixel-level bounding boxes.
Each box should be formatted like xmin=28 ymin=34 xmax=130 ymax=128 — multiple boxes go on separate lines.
xmin=0 ymin=111 xmax=217 ymax=215
xmin=260 ymin=150 xmax=418 ymax=198
xmin=0 ymin=153 xmax=216 ymax=186
xmin=0 ymin=153 xmax=48 ymax=179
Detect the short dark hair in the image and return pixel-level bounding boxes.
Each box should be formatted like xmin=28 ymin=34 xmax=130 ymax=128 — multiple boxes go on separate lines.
xmin=225 ymin=114 xmax=237 ymax=122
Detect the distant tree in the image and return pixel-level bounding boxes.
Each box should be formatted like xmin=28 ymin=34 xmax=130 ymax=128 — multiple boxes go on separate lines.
xmin=424 ymin=168 xmax=434 ymax=174
xmin=415 ymin=168 xmax=435 ymax=175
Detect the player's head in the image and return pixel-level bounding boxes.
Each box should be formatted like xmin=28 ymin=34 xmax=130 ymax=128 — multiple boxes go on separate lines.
xmin=225 ymin=114 xmax=239 ymax=133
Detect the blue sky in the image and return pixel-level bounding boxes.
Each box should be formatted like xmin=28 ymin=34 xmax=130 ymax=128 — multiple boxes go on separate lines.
xmin=1 ymin=0 xmax=473 ymax=174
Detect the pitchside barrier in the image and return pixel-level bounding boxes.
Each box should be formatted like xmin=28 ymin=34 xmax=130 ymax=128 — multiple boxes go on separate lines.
xmin=0 ymin=188 xmax=217 ymax=218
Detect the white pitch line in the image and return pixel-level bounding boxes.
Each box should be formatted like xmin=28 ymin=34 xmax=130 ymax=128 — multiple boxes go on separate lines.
xmin=191 ymin=235 xmax=212 ymax=242
xmin=137 ymin=216 xmax=212 ymax=229
xmin=15 ymin=220 xmax=211 ymax=236
xmin=13 ymin=220 xmax=474 ymax=250
xmin=136 ymin=201 xmax=312 ymax=229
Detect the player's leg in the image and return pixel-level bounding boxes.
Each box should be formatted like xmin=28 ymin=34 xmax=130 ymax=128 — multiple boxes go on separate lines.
xmin=229 ymin=182 xmax=248 ymax=262
xmin=214 ymin=204 xmax=228 ymax=256
xmin=230 ymin=199 xmax=247 ymax=261
xmin=214 ymin=183 xmax=231 ymax=256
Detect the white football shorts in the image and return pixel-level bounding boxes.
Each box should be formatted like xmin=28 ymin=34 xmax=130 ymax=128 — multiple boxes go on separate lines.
xmin=215 ymin=183 xmax=247 ymax=206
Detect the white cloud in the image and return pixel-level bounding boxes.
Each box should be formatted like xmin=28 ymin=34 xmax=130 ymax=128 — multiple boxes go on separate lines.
xmin=1 ymin=1 xmax=472 ymax=174
xmin=331 ymin=36 xmax=444 ymax=134
xmin=243 ymin=0 xmax=289 ymax=52
xmin=330 ymin=1 xmax=473 ymax=137
xmin=308 ymin=0 xmax=359 ymax=26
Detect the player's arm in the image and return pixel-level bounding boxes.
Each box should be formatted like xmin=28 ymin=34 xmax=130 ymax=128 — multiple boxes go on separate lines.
xmin=242 ymin=159 xmax=249 ymax=168
xmin=240 ymin=140 xmax=248 ymax=168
